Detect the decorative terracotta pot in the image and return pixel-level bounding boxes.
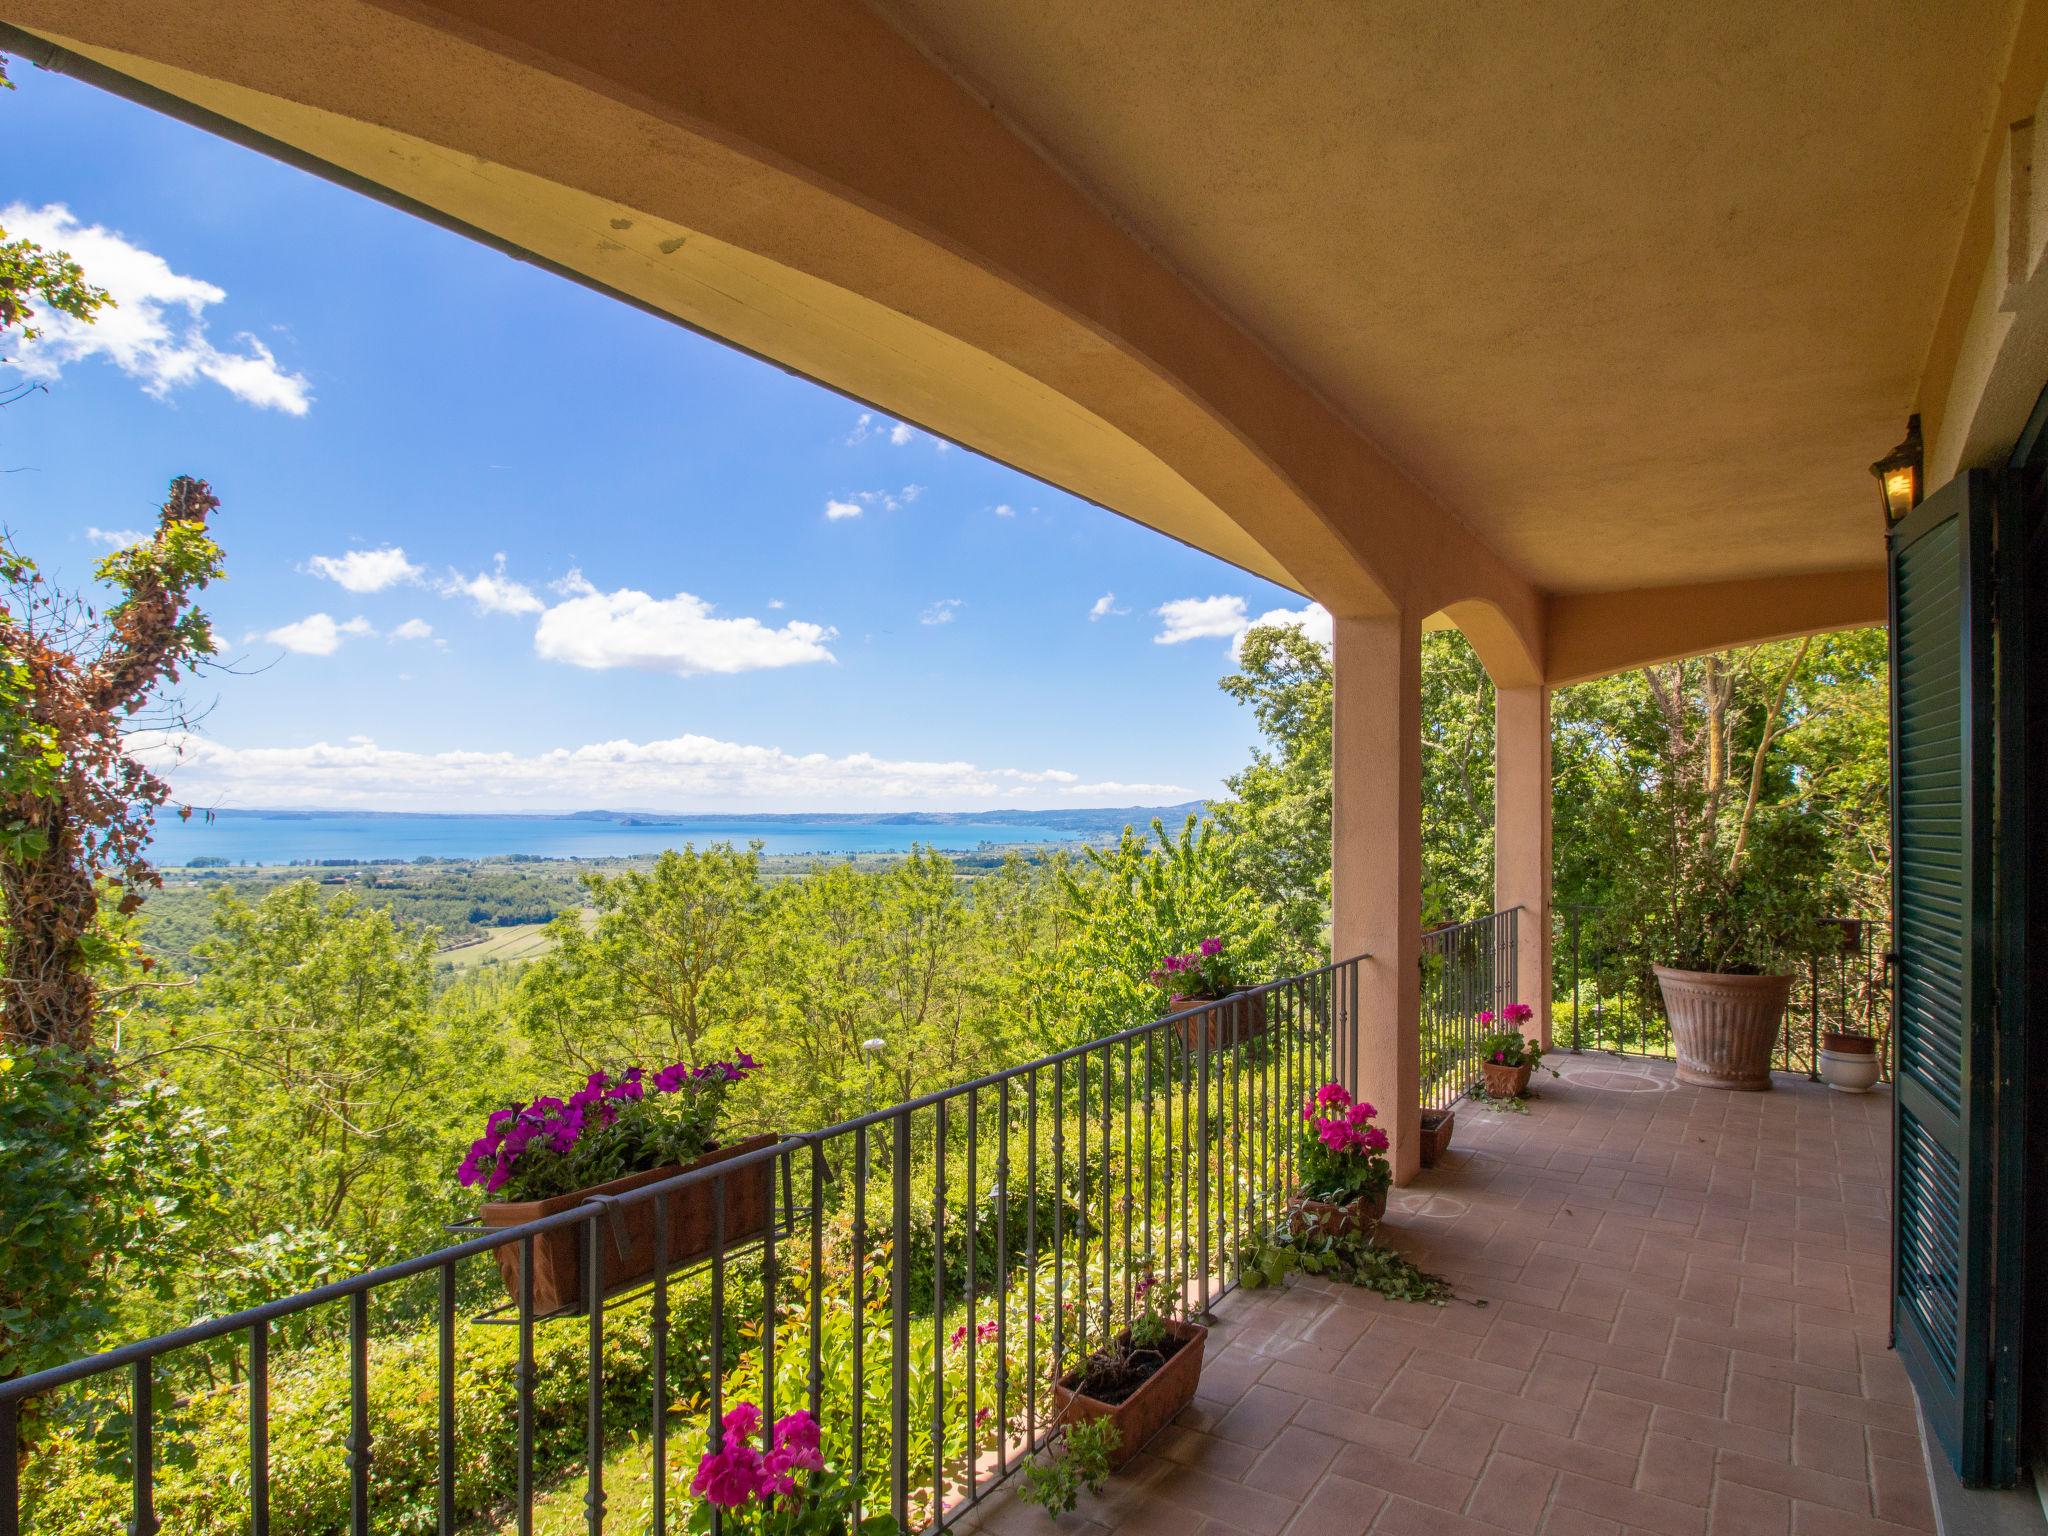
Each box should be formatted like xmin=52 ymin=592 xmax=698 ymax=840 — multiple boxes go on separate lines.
xmin=480 ymin=1133 xmax=778 ymax=1315
xmin=1419 ymin=1108 xmax=1455 ymax=1167
xmin=1481 ymin=1061 xmax=1532 ymax=1099
xmin=1818 ymin=1047 xmax=1883 ymax=1094
xmin=1169 ymin=990 xmax=1268 ymax=1052
xmin=1052 ymin=1318 xmax=1208 ymax=1468
xmin=1654 ymin=967 xmax=1793 ymax=1091
xmin=1289 ymin=1185 xmax=1387 ymax=1239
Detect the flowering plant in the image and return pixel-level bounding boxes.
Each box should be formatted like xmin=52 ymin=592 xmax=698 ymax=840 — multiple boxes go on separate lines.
xmin=1477 ymin=1004 xmax=1542 ymax=1069
xmin=1147 ymin=936 xmax=1235 ymax=1002
xmin=1296 ymin=1082 xmax=1392 ymax=1204
xmin=459 ymin=1055 xmax=759 ymax=1203
xmin=687 ymin=1403 xmax=896 ymax=1536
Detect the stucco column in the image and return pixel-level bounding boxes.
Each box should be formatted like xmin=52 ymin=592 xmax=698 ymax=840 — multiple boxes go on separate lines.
xmin=1494 ymin=685 xmax=1553 ymax=1047
xmin=1331 ymin=615 xmax=1423 ymax=1184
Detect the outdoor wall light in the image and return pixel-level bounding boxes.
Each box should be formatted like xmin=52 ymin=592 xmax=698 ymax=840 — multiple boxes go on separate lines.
xmin=1871 ymin=414 xmax=1922 ymax=526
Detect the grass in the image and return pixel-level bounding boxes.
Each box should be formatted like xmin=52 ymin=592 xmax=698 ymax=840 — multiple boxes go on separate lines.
xmin=437 ymin=924 xmax=560 ymax=973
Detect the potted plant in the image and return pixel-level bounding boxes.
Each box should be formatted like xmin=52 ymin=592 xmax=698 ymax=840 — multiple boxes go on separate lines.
xmin=687 ymin=1401 xmax=899 ymax=1535
xmin=1476 ymin=1004 xmax=1549 ymax=1099
xmin=1148 ymin=937 xmax=1265 ymax=1050
xmin=461 ymin=1056 xmax=777 ymax=1314
xmin=1818 ymin=1029 xmax=1882 ymax=1093
xmin=1615 ymin=795 xmax=1836 ymax=1092
xmin=1290 ymin=1082 xmax=1392 ymax=1236
xmin=1051 ymin=1276 xmax=1207 ymax=1468
xmin=1419 ymin=1108 xmax=1456 ymax=1167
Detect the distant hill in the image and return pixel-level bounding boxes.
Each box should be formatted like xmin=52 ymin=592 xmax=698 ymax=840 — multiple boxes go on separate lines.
xmin=201 ymin=802 xmax=1211 ymax=832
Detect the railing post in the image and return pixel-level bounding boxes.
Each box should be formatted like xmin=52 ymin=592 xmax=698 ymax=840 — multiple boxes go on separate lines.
xmin=1569 ymin=908 xmax=1583 ymax=1053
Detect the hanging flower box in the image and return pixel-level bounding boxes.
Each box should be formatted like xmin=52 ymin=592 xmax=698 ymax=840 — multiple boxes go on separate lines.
xmin=460 ymin=1057 xmax=770 ymax=1315
xmin=479 ymin=1133 xmax=777 ymax=1315
xmin=1151 ymin=938 xmax=1268 ymax=1051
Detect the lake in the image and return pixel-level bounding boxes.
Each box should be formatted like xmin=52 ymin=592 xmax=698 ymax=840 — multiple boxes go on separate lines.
xmin=144 ymin=811 xmax=1103 ymax=865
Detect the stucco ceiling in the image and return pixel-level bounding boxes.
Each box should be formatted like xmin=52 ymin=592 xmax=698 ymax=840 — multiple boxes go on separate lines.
xmin=866 ymin=0 xmax=2018 ymax=595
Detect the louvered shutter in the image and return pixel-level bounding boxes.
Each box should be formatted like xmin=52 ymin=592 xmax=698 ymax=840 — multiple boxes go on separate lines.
xmin=1888 ymin=469 xmax=1997 ymax=1479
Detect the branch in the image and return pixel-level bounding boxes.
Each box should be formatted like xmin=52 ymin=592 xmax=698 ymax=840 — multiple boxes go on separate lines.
xmin=1728 ymin=636 xmax=1812 ymax=873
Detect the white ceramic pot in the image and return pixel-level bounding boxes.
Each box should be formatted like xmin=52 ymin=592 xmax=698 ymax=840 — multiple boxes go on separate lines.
xmin=1817 ymin=1047 xmax=1882 ymax=1094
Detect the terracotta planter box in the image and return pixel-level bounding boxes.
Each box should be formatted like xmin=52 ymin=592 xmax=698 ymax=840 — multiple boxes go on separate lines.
xmin=1419 ymin=1108 xmax=1455 ymax=1167
xmin=480 ymin=1133 xmax=778 ymax=1315
xmin=1170 ymin=990 xmax=1268 ymax=1052
xmin=1289 ymin=1185 xmax=1386 ymax=1239
xmin=1052 ymin=1318 xmax=1208 ymax=1468
xmin=1655 ymin=966 xmax=1793 ymax=1091
xmin=1481 ymin=1061 xmax=1532 ymax=1099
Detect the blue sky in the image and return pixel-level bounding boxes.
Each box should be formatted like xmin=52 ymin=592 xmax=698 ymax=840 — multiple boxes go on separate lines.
xmin=1 ymin=62 xmax=1327 ymax=814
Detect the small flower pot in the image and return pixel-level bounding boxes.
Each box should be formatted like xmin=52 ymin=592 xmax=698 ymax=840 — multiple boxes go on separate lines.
xmin=1419 ymin=1108 xmax=1455 ymax=1167
xmin=1822 ymin=1030 xmax=1876 ymax=1056
xmin=1052 ymin=1318 xmax=1208 ymax=1468
xmin=1481 ymin=1061 xmax=1532 ymax=1100
xmin=1169 ymin=990 xmax=1268 ymax=1052
xmin=480 ymin=1133 xmax=779 ymax=1315
xmin=1289 ymin=1185 xmax=1387 ymax=1239
xmin=1818 ymin=1047 xmax=1883 ymax=1094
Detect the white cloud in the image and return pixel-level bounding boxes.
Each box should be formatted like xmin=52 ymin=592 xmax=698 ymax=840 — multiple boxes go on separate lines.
xmin=389 ymin=618 xmax=435 ymax=642
xmin=845 ymin=411 xmax=931 ymax=449
xmin=1236 ymin=601 xmax=1333 ymax=655
xmin=920 ymin=598 xmax=963 ymax=626
xmin=86 ymin=526 xmax=148 ymax=548
xmin=265 ymin=613 xmax=373 ymax=656
xmin=828 ymin=484 xmax=921 ymax=519
xmin=2 ymin=203 xmax=312 ymax=414
xmin=1154 ymin=595 xmax=1250 ymax=645
xmin=992 ymin=504 xmax=1017 ymax=518
xmin=1153 ymin=594 xmax=1333 ymax=653
xmin=767 ymin=598 xmax=786 ymax=610
xmin=307 ymin=546 xmax=421 ymax=593
xmin=1088 ymin=592 xmax=1128 ymax=621
xmin=533 ymin=583 xmax=837 ymax=676
xmin=136 ymin=730 xmax=1190 ymax=813
xmin=440 ymin=554 xmax=544 ymax=616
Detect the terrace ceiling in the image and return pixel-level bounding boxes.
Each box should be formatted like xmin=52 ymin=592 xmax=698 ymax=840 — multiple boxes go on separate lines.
xmin=3 ymin=0 xmax=2037 ymax=681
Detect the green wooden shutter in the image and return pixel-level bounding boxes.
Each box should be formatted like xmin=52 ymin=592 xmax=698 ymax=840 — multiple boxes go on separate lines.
xmin=1889 ymin=469 xmax=1998 ymax=1480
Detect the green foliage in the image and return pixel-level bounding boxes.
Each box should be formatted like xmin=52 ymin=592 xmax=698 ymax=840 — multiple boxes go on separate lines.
xmin=1051 ymin=816 xmax=1277 ymax=1047
xmin=1017 ymin=1417 xmax=1119 ymax=1518
xmin=132 ymin=882 xmax=501 ymax=1264
xmin=519 ymin=845 xmax=768 ymax=1072
xmin=1476 ymin=1030 xmax=1546 ymax=1072
xmin=1240 ymin=1229 xmax=1461 ymax=1307
xmin=1214 ymin=624 xmax=1333 ymax=964
xmin=0 ymin=1046 xmax=219 ymax=1382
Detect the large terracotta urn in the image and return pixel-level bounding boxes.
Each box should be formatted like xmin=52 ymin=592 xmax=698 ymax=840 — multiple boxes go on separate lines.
xmin=1654 ymin=966 xmax=1792 ymax=1091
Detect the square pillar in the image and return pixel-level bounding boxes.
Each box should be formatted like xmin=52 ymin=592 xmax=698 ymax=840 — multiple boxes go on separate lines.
xmin=1331 ymin=614 xmax=1423 ymax=1184
xmin=1494 ymin=685 xmax=1553 ymax=1047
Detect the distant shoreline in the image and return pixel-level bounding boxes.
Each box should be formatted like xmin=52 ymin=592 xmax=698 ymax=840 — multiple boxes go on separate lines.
xmin=146 ymin=804 xmax=1207 ymax=866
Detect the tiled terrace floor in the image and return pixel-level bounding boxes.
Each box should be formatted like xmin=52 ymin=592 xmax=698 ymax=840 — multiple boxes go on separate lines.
xmin=972 ymin=1055 xmax=1925 ymax=1536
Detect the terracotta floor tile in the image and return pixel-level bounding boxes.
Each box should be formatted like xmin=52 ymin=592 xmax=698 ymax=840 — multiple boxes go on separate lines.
xmin=1080 ymin=1063 xmax=1934 ymax=1536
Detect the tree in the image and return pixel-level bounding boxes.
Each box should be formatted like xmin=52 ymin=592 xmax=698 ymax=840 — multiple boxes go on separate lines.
xmin=1213 ymin=625 xmax=1331 ymax=964
xmin=1 ymin=483 xmax=225 ymax=1049
xmin=2 ymin=55 xmax=114 ymax=407
xmin=516 ymin=845 xmax=768 ymax=1074
xmin=148 ymin=883 xmax=473 ymax=1258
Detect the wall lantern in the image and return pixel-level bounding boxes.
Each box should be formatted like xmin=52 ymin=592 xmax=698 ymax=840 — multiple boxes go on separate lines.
xmin=1871 ymin=414 xmax=1922 ymax=527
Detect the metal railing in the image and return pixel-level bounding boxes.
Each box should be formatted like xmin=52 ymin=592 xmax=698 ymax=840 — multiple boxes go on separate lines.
xmin=1 ymin=958 xmax=1365 ymax=1536
xmin=1555 ymin=907 xmax=1893 ymax=1080
xmin=1419 ymin=909 xmax=1519 ymax=1109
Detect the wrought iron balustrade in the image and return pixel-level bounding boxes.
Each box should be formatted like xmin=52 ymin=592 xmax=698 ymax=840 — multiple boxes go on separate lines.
xmin=1 ymin=959 xmax=1365 ymax=1536
xmin=1419 ymin=909 xmax=1521 ymax=1109
xmin=1554 ymin=907 xmax=1893 ymax=1080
